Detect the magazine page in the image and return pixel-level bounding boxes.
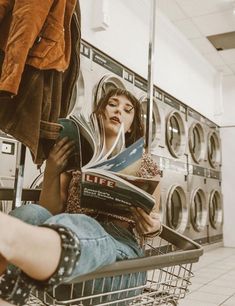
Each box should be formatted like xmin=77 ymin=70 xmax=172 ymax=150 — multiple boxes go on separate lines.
xmin=87 ymin=114 xmax=107 ymax=165
xmin=70 ymin=115 xmax=98 ymax=167
xmin=91 ymin=137 xmax=144 ymax=175
xmin=94 ymin=122 xmax=125 ymax=164
xmin=58 ymin=118 xmax=82 ymax=171
xmin=80 ymin=168 xmax=156 ymax=215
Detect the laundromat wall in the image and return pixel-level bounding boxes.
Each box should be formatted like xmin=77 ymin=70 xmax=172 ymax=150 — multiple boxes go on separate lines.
xmin=0 ymin=0 xmax=226 ymax=246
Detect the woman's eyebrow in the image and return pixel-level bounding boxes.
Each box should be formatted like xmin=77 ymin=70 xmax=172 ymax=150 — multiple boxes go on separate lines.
xmin=109 ymin=97 xmax=119 ymax=102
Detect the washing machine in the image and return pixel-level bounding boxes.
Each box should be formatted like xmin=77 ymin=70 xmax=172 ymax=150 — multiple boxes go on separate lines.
xmin=186 ymin=108 xmax=208 ymax=169
xmin=133 ymin=82 xmax=165 ymax=156
xmin=206 ymin=119 xmax=222 ymax=172
xmin=154 ymin=156 xmax=188 ymax=235
xmin=0 ymin=132 xmax=18 ymax=212
xmin=206 ymin=172 xmax=223 ymax=244
xmin=89 ymin=44 xmax=135 ymax=112
xmin=67 ymin=41 xmax=92 ymax=118
xmin=159 ymin=94 xmax=188 ymax=164
xmin=67 ymin=40 xmax=130 ymax=118
xmin=184 ymin=165 xmax=209 ymax=245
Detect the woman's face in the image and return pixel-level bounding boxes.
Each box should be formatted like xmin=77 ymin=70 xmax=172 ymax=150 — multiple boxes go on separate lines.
xmin=103 ymin=95 xmax=135 ymax=138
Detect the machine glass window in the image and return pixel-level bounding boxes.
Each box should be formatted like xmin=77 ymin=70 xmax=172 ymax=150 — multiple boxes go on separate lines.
xmin=170 ymin=189 xmax=181 ymax=229
xmin=168 ymin=115 xmax=180 ymax=152
xmin=208 ymin=132 xmax=220 ymax=168
xmin=192 ymin=126 xmax=201 ymax=161
xmin=210 ymin=191 xmax=218 ymax=227
xmin=193 ymin=192 xmax=202 ymax=225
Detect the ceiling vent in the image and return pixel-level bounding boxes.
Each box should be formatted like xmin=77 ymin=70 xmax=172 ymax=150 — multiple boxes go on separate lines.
xmin=207 ymin=31 xmax=235 ymax=51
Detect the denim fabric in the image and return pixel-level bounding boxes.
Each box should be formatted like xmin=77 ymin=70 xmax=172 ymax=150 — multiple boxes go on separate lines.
xmin=10 ymin=204 xmax=146 ymax=305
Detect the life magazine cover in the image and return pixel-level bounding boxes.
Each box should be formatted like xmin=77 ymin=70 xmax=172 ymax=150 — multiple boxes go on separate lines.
xmin=58 ymin=115 xmax=160 ymax=216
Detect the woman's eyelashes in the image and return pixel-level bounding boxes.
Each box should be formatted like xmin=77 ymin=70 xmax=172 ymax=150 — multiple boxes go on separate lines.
xmin=107 ymin=102 xmax=134 ymax=114
xmin=125 ymin=106 xmax=134 ymax=114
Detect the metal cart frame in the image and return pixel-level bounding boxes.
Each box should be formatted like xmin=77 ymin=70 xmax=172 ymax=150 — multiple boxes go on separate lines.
xmin=30 ymin=224 xmax=203 ymax=306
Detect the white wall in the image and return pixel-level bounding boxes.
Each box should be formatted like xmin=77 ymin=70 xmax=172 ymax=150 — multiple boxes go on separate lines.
xmin=80 ymin=0 xmax=220 ymax=122
xmin=220 ymin=75 xmax=235 ymax=246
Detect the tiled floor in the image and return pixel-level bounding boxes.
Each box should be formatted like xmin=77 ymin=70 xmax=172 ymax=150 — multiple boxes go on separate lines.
xmin=179 ymin=245 xmax=235 ymax=306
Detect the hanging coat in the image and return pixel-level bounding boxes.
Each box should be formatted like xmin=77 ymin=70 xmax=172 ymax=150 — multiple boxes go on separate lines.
xmin=0 ymin=0 xmax=81 ymax=164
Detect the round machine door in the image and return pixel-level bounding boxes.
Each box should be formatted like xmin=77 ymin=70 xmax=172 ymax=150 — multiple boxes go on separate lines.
xmin=208 ymin=132 xmax=221 ymax=169
xmin=188 ymin=122 xmax=206 ymax=164
xmin=93 ymin=74 xmax=126 ymax=106
xmin=166 ymin=111 xmax=186 ymax=158
xmin=190 ymin=188 xmax=207 ymax=232
xmin=167 ymin=185 xmax=188 ymax=233
xmin=25 ymin=172 xmax=44 ymax=205
xmin=30 ymin=172 xmax=44 ymax=189
xmin=67 ymin=71 xmax=85 ymax=116
xmin=209 ymin=190 xmax=223 ymax=229
xmin=139 ymin=95 xmax=162 ymax=147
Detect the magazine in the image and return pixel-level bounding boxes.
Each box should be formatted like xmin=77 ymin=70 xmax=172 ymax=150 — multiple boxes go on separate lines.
xmin=58 ymin=115 xmax=160 ymax=216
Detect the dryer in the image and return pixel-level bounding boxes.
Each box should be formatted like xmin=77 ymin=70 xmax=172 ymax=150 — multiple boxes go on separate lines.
xmin=90 ymin=45 xmax=134 ymax=112
xmin=160 ymin=95 xmax=187 ymax=164
xmin=186 ymin=108 xmax=207 ymax=169
xmin=206 ymin=120 xmax=222 ymax=172
xmin=0 ymin=132 xmax=18 ymax=213
xmin=67 ymin=41 xmax=92 ymax=118
xmin=134 ymin=84 xmax=165 ymax=156
xmin=206 ymin=172 xmax=223 ymax=244
xmin=67 ymin=41 xmax=132 ymax=118
xmin=155 ymin=156 xmax=188 ymax=235
xmin=185 ymin=165 xmax=209 ymax=245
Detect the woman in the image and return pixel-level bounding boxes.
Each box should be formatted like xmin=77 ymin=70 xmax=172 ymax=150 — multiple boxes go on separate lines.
xmin=0 ymin=88 xmax=161 ymax=306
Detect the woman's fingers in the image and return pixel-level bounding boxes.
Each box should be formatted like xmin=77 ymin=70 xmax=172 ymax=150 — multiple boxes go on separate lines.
xmin=131 ymin=207 xmax=161 ymax=235
xmin=53 ymin=137 xmax=76 ymax=158
xmin=46 ymin=137 xmax=77 ymax=174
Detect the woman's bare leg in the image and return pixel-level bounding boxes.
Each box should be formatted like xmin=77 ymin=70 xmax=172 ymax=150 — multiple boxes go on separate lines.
xmin=0 ymin=211 xmax=61 ymax=281
xmin=0 ymin=299 xmax=14 ymax=306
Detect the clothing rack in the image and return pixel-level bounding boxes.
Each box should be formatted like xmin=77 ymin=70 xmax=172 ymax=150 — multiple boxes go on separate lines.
xmin=145 ymin=0 xmax=156 ymax=154
xmin=12 ymin=142 xmax=26 ymax=209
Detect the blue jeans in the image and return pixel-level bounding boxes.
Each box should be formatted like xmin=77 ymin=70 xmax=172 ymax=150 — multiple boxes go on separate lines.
xmin=10 ymin=204 xmax=146 ymax=305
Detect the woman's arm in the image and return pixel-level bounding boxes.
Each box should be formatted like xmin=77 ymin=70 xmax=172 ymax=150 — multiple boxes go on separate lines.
xmin=39 ymin=137 xmax=75 ymax=215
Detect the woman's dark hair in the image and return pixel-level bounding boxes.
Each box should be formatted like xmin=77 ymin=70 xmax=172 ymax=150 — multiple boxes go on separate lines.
xmin=93 ymin=88 xmax=144 ymax=147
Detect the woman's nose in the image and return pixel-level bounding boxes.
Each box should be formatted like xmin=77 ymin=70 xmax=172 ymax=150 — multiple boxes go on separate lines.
xmin=114 ymin=106 xmax=122 ymax=114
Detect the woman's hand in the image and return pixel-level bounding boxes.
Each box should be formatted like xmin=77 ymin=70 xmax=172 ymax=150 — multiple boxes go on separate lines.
xmin=131 ymin=207 xmax=161 ymax=237
xmin=45 ymin=137 xmax=76 ymax=177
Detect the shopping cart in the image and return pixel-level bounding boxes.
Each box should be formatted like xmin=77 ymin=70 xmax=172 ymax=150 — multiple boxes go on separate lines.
xmin=0 ymin=188 xmax=203 ymax=306
xmin=28 ymin=225 xmax=203 ymax=306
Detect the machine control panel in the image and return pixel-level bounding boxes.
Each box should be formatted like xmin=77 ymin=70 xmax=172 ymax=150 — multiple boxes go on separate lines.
xmin=1 ymin=141 xmax=15 ymax=155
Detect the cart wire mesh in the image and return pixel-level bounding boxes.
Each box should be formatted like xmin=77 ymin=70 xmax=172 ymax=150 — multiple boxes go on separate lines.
xmin=29 ymin=225 xmax=203 ymax=306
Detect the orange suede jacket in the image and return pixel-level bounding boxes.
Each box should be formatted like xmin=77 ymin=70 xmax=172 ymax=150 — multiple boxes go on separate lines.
xmin=0 ymin=0 xmax=76 ymax=95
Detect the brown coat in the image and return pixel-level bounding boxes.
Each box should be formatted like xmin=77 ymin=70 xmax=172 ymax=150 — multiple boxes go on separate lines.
xmin=0 ymin=1 xmax=81 ymax=164
xmin=0 ymin=0 xmax=76 ymax=95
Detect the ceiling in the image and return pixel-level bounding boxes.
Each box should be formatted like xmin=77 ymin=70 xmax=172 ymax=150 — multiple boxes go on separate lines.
xmin=157 ymin=0 xmax=235 ymax=76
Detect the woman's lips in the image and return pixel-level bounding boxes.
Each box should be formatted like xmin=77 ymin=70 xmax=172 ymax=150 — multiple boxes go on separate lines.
xmin=110 ymin=116 xmax=121 ymax=124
